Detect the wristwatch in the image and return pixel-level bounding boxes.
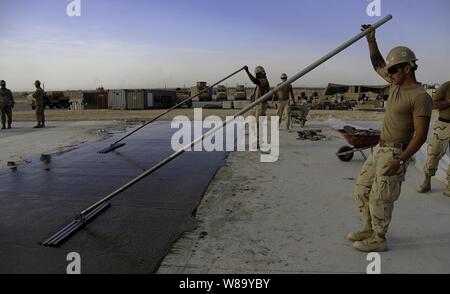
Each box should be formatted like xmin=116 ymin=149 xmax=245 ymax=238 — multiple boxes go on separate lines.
xmin=394 ymin=155 xmax=405 ymax=166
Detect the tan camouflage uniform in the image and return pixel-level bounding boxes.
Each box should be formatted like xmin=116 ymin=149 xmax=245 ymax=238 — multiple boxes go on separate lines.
xmin=354 ymin=145 xmax=408 ymax=235
xmin=423 ymin=82 xmax=450 ymax=180
xmin=274 ymin=83 xmax=294 ymax=130
xmin=0 ymin=87 xmax=14 ymax=128
xmin=251 ymin=77 xmax=269 ymax=119
xmin=33 ymin=87 xmax=45 ymax=125
xmin=423 ymin=120 xmax=450 ymax=178
xmin=353 ymin=84 xmax=431 ymax=237
xmin=250 ymin=77 xmax=269 ymax=146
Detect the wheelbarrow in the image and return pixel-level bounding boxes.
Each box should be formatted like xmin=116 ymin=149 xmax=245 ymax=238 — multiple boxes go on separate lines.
xmin=336 ymin=126 xmax=380 ymax=161
xmin=289 ymin=105 xmax=310 ymax=128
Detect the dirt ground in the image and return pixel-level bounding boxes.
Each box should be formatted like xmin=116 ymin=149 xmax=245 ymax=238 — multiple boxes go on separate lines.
xmin=11 ymin=108 xmax=392 ymax=122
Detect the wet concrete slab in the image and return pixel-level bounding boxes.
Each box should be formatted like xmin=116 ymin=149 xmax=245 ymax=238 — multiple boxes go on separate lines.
xmin=0 ymin=121 xmax=227 ymax=273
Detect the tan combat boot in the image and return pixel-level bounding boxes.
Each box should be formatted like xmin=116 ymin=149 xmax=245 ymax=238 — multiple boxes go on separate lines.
xmin=353 ymin=232 xmax=387 ymax=252
xmin=443 ymin=186 xmax=450 ymax=197
xmin=417 ymin=176 xmax=431 ymax=193
xmin=347 ymin=224 xmax=373 ymax=242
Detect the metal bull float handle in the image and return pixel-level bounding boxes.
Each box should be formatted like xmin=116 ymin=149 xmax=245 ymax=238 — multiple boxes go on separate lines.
xmin=42 ymin=15 xmax=393 ymax=247
xmin=98 ymin=66 xmax=247 ymax=153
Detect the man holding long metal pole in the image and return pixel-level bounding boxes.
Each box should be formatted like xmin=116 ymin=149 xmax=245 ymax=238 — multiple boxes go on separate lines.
xmin=244 ymin=65 xmax=270 ymax=148
xmin=349 ymin=24 xmax=432 ymax=252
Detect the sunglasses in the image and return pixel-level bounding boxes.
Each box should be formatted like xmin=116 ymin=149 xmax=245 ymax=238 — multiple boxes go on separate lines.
xmin=388 ymin=63 xmax=408 ymax=75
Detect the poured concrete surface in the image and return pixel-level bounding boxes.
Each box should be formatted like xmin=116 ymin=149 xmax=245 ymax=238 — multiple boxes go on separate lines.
xmin=0 ymin=121 xmax=127 ymax=170
xmin=0 ymin=121 xmax=226 ymax=273
xmin=159 ymin=122 xmax=450 ymax=274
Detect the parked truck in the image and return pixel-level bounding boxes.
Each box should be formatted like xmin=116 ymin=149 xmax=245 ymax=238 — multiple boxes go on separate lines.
xmin=215 ymin=85 xmax=228 ymax=101
xmin=175 ymin=88 xmax=193 ymax=108
xmin=191 ymin=81 xmax=212 ymax=101
xmin=27 ymin=91 xmax=71 ymax=109
xmin=234 ymin=85 xmax=247 ymax=100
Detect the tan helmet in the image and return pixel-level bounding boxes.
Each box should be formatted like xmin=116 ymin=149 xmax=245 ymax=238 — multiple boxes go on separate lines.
xmin=385 ymin=46 xmax=418 ymax=70
xmin=280 ymin=73 xmax=287 ymax=80
xmin=255 ymin=66 xmax=266 ymax=75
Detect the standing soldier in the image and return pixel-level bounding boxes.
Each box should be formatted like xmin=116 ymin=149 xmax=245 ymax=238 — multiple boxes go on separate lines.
xmin=32 ymin=80 xmax=45 ymax=128
xmin=417 ymin=81 xmax=450 ymax=196
xmin=0 ymin=80 xmax=15 ymax=129
xmin=244 ymin=65 xmax=270 ymax=148
xmin=272 ymin=73 xmax=296 ymax=132
xmin=348 ymin=25 xmax=432 ymax=252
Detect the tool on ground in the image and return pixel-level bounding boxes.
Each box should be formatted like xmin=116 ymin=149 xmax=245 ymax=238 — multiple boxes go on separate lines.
xmin=297 ymin=129 xmax=326 ymax=141
xmin=336 ymin=125 xmax=381 ymax=161
xmin=42 ymin=15 xmax=393 ymax=247
xmin=97 ymin=66 xmax=247 ymax=154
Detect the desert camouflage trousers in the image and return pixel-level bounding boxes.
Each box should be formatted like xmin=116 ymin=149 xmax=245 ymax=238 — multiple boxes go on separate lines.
xmin=354 ymin=145 xmax=408 ymax=235
xmin=276 ymin=100 xmax=290 ymax=129
xmin=250 ymin=102 xmax=267 ymax=145
xmin=424 ymin=120 xmax=450 ymax=178
xmin=1 ymin=106 xmax=12 ymax=126
xmin=35 ymin=105 xmax=45 ymax=124
xmin=251 ymin=102 xmax=267 ymax=119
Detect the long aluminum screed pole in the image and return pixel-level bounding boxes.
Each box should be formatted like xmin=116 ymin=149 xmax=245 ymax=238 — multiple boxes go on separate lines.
xmin=104 ymin=66 xmax=246 ymax=148
xmin=81 ymin=15 xmax=392 ymax=216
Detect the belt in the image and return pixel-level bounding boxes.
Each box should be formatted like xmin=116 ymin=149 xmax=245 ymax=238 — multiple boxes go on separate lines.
xmin=379 ymin=140 xmax=409 ymax=150
xmin=438 ymin=117 xmax=450 ymax=123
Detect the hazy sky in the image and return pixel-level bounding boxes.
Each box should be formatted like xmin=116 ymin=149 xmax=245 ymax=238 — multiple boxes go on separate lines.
xmin=1 ymin=0 xmax=449 ymax=91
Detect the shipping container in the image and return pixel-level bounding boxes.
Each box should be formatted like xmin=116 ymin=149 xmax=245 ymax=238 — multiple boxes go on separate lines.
xmin=63 ymin=91 xmax=83 ymax=102
xmin=82 ymin=88 xmax=109 ymax=109
xmin=82 ymin=91 xmax=98 ymax=109
xmin=126 ymin=89 xmax=145 ymax=110
xmin=108 ymin=89 xmax=127 ymax=110
xmin=97 ymin=90 xmax=108 ymax=109
xmin=144 ymin=89 xmax=176 ymax=109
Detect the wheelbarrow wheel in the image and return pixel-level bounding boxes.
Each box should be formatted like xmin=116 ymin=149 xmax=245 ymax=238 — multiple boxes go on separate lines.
xmin=337 ymin=146 xmax=354 ymax=162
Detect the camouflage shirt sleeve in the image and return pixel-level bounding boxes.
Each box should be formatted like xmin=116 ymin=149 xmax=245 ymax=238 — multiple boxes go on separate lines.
xmin=33 ymin=88 xmax=45 ymax=104
xmin=433 ymin=81 xmax=450 ymax=102
xmin=260 ymin=78 xmax=270 ymax=94
xmin=9 ymin=90 xmax=14 ymax=104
